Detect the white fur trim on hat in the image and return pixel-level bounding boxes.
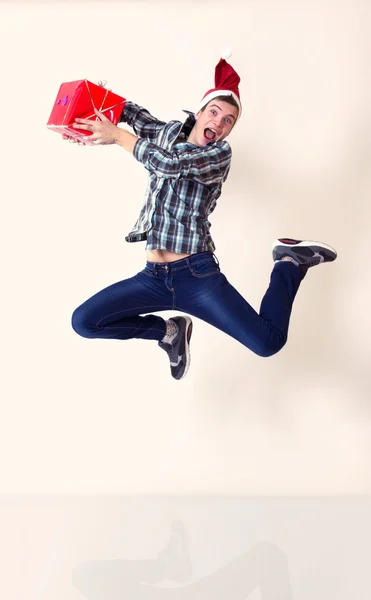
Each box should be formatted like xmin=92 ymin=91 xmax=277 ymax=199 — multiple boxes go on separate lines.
xmin=198 ymin=89 xmax=242 ymax=117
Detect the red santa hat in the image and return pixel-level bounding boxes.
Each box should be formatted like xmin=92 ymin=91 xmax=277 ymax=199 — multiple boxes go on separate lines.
xmin=198 ymin=49 xmax=242 ymax=117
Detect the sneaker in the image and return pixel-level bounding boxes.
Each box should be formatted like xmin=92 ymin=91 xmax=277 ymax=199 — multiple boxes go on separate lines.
xmin=272 ymin=238 xmax=337 ymax=277
xmin=158 ymin=316 xmax=193 ymax=380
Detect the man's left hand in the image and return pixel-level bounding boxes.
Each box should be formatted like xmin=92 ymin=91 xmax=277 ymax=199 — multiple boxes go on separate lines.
xmin=73 ymin=108 xmax=119 ymax=145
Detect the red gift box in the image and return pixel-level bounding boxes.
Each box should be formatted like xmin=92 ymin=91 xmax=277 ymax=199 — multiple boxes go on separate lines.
xmin=47 ymin=80 xmax=126 ymax=144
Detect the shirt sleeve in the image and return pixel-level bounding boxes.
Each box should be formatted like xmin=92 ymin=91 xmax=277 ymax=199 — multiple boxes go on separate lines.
xmin=133 ymin=138 xmax=232 ymax=186
xmin=119 ymin=101 xmax=166 ymax=141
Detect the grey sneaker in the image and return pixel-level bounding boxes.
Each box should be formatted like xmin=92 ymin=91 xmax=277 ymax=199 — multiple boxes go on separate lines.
xmin=158 ymin=316 xmax=193 ymax=380
xmin=272 ymin=238 xmax=337 ymax=277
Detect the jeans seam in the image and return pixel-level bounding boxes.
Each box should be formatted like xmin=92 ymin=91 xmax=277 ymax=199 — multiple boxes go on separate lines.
xmin=96 ymin=305 xmax=174 ymax=328
xmin=189 ymin=269 xmax=220 ymax=279
xmin=140 ymin=270 xmax=158 ymax=279
xmin=94 ymin=325 xmax=166 ymax=334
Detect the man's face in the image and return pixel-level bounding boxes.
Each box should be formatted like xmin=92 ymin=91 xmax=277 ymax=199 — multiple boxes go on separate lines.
xmin=188 ymin=99 xmax=239 ymax=147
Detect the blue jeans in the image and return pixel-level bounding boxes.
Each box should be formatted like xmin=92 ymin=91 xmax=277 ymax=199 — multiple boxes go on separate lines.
xmin=72 ymin=252 xmax=302 ymax=357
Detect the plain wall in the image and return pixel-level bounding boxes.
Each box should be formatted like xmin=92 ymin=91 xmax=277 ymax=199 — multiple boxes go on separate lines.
xmin=0 ymin=0 xmax=370 ymax=496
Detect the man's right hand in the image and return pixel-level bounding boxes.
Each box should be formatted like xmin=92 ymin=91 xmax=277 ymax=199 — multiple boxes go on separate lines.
xmin=62 ymin=134 xmax=86 ymax=145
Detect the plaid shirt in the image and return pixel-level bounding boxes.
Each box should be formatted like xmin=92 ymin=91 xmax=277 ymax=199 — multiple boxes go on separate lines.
xmin=120 ymin=101 xmax=232 ymax=254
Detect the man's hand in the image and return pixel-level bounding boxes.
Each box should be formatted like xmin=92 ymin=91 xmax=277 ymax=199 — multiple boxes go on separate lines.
xmin=72 ymin=108 xmax=119 ymax=145
xmin=65 ymin=108 xmax=138 ymax=153
xmin=62 ymin=134 xmax=85 ymax=145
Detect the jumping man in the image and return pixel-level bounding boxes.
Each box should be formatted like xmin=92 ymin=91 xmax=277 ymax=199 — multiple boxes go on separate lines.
xmin=70 ymin=52 xmax=337 ymax=379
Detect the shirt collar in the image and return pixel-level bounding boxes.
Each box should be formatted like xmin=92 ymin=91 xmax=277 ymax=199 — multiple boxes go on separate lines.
xmin=181 ymin=110 xmax=196 ymax=137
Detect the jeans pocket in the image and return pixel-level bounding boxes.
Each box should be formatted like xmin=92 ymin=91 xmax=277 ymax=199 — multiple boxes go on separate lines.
xmin=140 ymin=267 xmax=157 ymax=279
xmin=189 ymin=260 xmax=220 ymax=279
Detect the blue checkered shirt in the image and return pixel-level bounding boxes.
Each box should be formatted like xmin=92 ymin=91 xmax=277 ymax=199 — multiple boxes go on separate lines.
xmin=120 ymin=101 xmax=232 ymax=254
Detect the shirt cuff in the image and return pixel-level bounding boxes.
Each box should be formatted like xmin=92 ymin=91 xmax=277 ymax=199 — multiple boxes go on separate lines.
xmin=119 ymin=101 xmax=140 ymax=125
xmin=133 ymin=138 xmax=156 ymax=165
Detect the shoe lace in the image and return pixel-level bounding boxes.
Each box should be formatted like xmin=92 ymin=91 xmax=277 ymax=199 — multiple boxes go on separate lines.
xmin=159 ymin=340 xmax=177 ymax=362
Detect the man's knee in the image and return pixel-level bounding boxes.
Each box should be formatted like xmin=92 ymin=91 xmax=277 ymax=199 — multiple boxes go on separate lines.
xmin=71 ymin=307 xmax=97 ymax=339
xmin=254 ymin=337 xmax=286 ymax=358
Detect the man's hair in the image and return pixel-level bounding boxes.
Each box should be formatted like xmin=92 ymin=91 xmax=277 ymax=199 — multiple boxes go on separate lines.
xmin=200 ymin=94 xmax=240 ymax=113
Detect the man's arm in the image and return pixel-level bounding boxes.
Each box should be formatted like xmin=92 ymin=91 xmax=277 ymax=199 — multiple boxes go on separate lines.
xmin=119 ymin=101 xmax=166 ymax=141
xmin=73 ymin=110 xmax=231 ymax=186
xmin=73 ymin=109 xmax=139 ymax=150
xmin=132 ymin=138 xmax=232 ymax=186
xmin=112 ymin=130 xmax=232 ymax=186
xmin=73 ymin=106 xmax=165 ymax=148
xmin=114 ymin=128 xmax=138 ymax=154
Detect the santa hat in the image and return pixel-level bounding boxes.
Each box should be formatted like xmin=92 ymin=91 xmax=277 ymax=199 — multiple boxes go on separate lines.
xmin=198 ymin=49 xmax=242 ymax=117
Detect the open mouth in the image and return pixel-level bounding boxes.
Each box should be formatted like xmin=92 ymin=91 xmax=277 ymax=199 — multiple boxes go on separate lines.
xmin=204 ymin=127 xmax=217 ymax=141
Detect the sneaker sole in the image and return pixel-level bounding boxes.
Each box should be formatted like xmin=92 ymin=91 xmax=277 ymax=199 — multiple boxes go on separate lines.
xmin=178 ymin=316 xmax=193 ymax=380
xmin=272 ymin=239 xmax=337 ymax=262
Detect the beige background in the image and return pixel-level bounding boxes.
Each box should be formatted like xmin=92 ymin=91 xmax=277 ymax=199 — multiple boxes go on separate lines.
xmin=0 ymin=0 xmax=370 ymax=494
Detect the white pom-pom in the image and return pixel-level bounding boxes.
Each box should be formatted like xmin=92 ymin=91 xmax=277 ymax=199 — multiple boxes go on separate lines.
xmin=221 ymin=47 xmax=232 ymax=60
